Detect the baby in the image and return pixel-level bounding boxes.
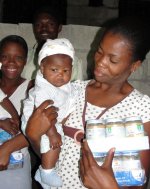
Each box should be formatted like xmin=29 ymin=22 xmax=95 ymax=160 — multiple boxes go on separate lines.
xmin=21 ymin=38 xmax=78 ymax=188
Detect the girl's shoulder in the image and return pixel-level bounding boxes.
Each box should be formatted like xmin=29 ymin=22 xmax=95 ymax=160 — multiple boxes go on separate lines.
xmin=27 ymin=79 xmax=35 ymax=92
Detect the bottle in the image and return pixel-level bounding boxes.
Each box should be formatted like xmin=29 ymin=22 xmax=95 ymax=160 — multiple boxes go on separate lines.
xmin=86 ymin=119 xmax=106 ymax=139
xmin=112 ymin=152 xmax=123 ymax=171
xmin=124 ymin=116 xmax=145 ymax=137
xmin=105 ymin=118 xmax=125 ymax=138
xmin=122 ymin=151 xmax=141 ymax=170
xmin=121 ymin=151 xmax=146 ymax=186
xmin=86 ymin=119 xmax=106 ymax=159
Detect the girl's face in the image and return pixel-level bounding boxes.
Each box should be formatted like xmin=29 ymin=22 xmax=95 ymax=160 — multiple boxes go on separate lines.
xmin=94 ymin=32 xmax=141 ymax=84
xmin=40 ymin=54 xmax=72 ymax=87
xmin=0 ymin=42 xmax=26 ymax=80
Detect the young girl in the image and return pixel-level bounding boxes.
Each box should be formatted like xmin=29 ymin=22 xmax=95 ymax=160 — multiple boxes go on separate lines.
xmin=22 ymin=38 xmax=79 ymax=188
xmin=0 ymin=62 xmax=19 ymax=142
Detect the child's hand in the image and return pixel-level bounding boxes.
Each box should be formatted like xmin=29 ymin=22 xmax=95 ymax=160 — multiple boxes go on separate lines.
xmin=0 ymin=118 xmax=19 ymax=135
xmin=47 ymin=130 xmax=62 ymax=150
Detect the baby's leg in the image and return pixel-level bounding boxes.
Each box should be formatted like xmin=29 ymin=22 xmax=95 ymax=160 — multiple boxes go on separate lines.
xmin=35 ymin=134 xmax=62 ymax=187
xmin=40 ymin=148 xmax=62 ymax=186
xmin=42 ymin=147 xmax=61 ymax=169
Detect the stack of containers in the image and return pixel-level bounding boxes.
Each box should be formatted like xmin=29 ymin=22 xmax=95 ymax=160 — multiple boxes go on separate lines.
xmin=86 ymin=116 xmax=147 ymax=186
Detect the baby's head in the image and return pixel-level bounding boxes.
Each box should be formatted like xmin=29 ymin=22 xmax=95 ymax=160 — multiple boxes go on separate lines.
xmin=38 ymin=38 xmax=74 ymax=87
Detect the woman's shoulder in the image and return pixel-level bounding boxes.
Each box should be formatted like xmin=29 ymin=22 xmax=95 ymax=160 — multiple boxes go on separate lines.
xmin=71 ymin=79 xmax=91 ymax=89
xmin=126 ymin=89 xmax=150 ymax=109
xmin=132 ymin=89 xmax=150 ymax=101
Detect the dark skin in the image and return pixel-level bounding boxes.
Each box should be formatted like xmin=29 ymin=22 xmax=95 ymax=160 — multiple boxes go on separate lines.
xmin=0 ymin=42 xmax=34 ymax=95
xmin=26 ymin=100 xmax=58 ymax=157
xmin=0 ymin=97 xmax=19 ymax=135
xmin=26 ymin=101 xmax=120 ymax=189
xmin=38 ymin=54 xmax=72 ymax=169
xmin=86 ymin=32 xmax=150 ymax=189
xmin=33 ymin=12 xmax=62 ymax=52
xmin=0 ymin=41 xmax=34 ymax=170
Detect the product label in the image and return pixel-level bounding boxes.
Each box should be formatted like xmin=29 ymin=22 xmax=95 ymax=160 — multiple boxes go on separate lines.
xmin=125 ymin=124 xmax=144 ymax=137
xmin=86 ymin=128 xmax=105 ymax=139
xmin=106 ymin=126 xmax=125 ymax=137
xmin=112 ymin=158 xmax=123 ymax=171
xmin=0 ymin=129 xmax=12 ymax=143
xmin=123 ymin=160 xmax=141 ymax=169
xmin=114 ymin=169 xmax=146 ymax=186
xmin=8 ymin=152 xmax=24 ymax=170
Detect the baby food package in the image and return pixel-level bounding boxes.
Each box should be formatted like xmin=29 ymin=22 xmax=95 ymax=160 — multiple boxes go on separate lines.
xmin=7 ymin=151 xmax=24 ymax=170
xmin=86 ymin=117 xmax=149 ymax=187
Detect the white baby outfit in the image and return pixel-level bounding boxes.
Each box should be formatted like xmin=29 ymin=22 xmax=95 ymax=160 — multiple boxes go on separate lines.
xmin=21 ymin=38 xmax=79 ymax=188
xmin=22 ymin=38 xmax=77 ymax=153
xmin=22 ymin=71 xmax=78 ymax=153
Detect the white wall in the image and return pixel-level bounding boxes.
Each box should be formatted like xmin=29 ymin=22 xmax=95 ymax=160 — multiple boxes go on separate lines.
xmin=0 ymin=23 xmax=149 ymax=96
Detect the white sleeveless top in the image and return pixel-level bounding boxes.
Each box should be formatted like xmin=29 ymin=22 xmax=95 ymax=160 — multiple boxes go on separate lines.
xmin=9 ymin=79 xmax=30 ymax=155
xmin=9 ymin=80 xmax=30 ymax=115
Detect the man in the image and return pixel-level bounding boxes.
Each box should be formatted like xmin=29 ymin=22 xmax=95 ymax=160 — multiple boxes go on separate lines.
xmin=22 ymin=6 xmax=83 ymax=81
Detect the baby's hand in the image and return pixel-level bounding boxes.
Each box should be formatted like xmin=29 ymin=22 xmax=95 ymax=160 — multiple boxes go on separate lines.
xmin=47 ymin=131 xmax=62 ymax=150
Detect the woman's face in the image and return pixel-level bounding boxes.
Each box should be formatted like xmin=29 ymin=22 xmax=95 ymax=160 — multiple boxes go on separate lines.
xmin=94 ymin=32 xmax=140 ymax=84
xmin=0 ymin=42 xmax=26 ymax=79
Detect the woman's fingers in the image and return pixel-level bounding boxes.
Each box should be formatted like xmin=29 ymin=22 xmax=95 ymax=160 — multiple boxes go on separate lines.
xmin=82 ymin=140 xmax=97 ymax=167
xmin=35 ymin=100 xmax=54 ymax=113
xmin=44 ymin=106 xmax=58 ymax=119
xmin=80 ymin=140 xmax=97 ymax=173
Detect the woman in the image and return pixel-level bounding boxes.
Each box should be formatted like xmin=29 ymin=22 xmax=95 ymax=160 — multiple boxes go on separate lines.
xmin=0 ymin=35 xmax=33 ymax=189
xmin=26 ymin=17 xmax=150 ymax=189
xmin=26 ymin=100 xmax=120 ymax=189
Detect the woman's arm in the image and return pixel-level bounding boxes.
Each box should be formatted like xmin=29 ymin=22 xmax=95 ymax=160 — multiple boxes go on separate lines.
xmin=0 ymin=133 xmax=29 ymax=170
xmin=1 ymin=97 xmax=19 ymax=120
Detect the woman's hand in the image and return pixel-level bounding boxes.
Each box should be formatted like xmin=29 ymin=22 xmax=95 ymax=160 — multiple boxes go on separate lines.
xmin=80 ymin=140 xmax=119 ymax=189
xmin=26 ymin=100 xmax=58 ymax=156
xmin=26 ymin=100 xmax=58 ymax=138
xmin=0 ymin=118 xmax=19 ymax=135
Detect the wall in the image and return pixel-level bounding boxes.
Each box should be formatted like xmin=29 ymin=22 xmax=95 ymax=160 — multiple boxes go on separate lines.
xmin=0 ymin=23 xmax=149 ymax=96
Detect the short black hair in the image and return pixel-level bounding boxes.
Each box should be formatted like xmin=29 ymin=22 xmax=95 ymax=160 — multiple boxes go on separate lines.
xmin=102 ymin=16 xmax=150 ymax=62
xmin=0 ymin=35 xmax=28 ymax=58
xmin=32 ymin=6 xmax=62 ymax=25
